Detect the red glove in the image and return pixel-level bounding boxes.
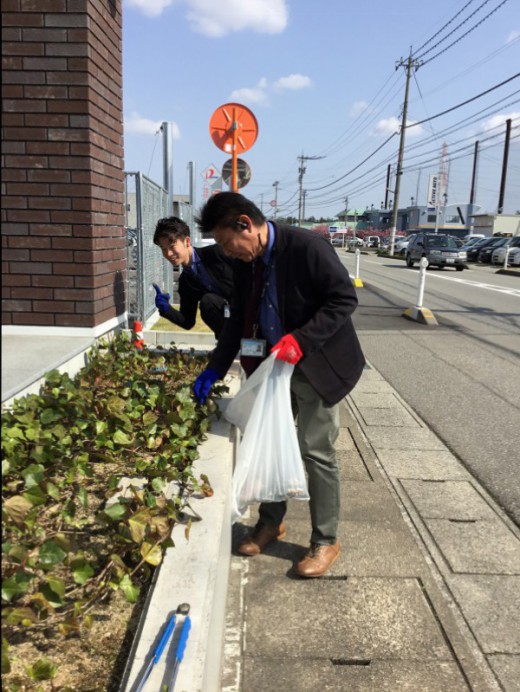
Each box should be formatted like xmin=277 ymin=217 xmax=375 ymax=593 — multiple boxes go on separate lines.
xmin=271 ymin=334 xmax=303 ymax=364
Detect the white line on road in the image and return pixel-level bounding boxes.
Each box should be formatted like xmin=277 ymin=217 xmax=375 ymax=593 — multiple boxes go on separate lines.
xmin=359 ymin=258 xmax=520 ymax=297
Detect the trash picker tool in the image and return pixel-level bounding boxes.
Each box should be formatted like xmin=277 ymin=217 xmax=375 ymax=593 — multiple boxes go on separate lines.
xmin=166 ymin=603 xmax=191 ymax=691
xmin=134 ymin=611 xmax=176 ymax=692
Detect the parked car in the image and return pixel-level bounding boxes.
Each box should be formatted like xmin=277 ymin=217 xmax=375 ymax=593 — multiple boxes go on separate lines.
xmin=477 ymin=237 xmax=510 ymax=263
xmin=466 ymin=236 xmax=500 ymax=262
xmin=462 ymin=233 xmax=485 ymax=244
xmin=363 ymin=235 xmax=381 ymax=248
xmin=347 ymin=236 xmax=364 ymax=248
xmin=461 ymin=236 xmax=487 ymax=251
xmin=507 ymin=247 xmax=520 ymax=266
xmin=406 ymin=233 xmax=467 ymax=270
xmin=395 ymin=235 xmax=415 ymax=255
xmin=491 ymin=236 xmax=520 ymax=265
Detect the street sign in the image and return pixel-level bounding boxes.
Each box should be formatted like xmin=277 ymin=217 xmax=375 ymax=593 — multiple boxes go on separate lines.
xmin=270 ymin=200 xmax=277 ymax=208
xmin=202 ymin=164 xmax=220 ymax=180
xmin=222 ymin=158 xmax=251 ymax=189
xmin=209 ymin=103 xmax=258 ymax=154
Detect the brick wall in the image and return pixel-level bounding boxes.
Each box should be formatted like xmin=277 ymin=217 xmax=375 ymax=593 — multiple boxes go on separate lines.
xmin=1 ymin=0 xmax=126 ymax=329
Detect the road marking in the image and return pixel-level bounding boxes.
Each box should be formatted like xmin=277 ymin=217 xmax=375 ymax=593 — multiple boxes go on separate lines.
xmin=358 ymin=258 xmax=520 ymax=297
xmin=410 ymin=272 xmax=520 ymax=297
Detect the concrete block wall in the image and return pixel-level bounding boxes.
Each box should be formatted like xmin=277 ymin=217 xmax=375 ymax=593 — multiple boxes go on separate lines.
xmin=1 ymin=0 xmax=126 ymax=330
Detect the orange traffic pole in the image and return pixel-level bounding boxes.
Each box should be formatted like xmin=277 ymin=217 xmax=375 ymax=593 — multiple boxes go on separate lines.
xmin=231 ymin=107 xmax=238 ymax=192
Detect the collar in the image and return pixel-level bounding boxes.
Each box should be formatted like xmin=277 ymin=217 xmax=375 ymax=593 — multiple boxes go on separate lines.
xmin=261 ymin=222 xmax=276 ymax=265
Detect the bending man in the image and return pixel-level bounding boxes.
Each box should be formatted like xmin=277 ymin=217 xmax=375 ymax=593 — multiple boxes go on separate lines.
xmin=192 ymin=193 xmax=365 ymax=578
xmin=153 ymin=216 xmax=234 ymax=338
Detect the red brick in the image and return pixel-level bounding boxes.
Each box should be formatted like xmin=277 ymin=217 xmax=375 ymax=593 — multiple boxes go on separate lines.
xmin=3 ymin=43 xmax=44 ymax=57
xmin=32 ymin=275 xmax=73 ymax=288
xmin=13 ymin=313 xmax=55 ymax=326
xmin=12 ymin=287 xmax=53 ymax=299
xmin=2 ymin=196 xmax=28 ymax=209
xmin=56 ymin=314 xmax=93 ymax=327
xmin=28 ymin=169 xmax=70 ymax=183
xmin=10 ymin=262 xmax=52 ymax=274
xmin=10 ymin=236 xmax=51 ymax=249
xmin=52 ymin=237 xmax=91 ymax=249
xmin=28 ymin=197 xmax=72 ymax=210
xmin=4 ymin=249 xmax=30 ymax=261
xmin=7 ymin=210 xmax=51 ymax=223
xmin=6 ymin=182 xmax=50 ymax=196
xmin=2 ymin=299 xmax=32 ymax=311
xmin=30 ymin=224 xmax=72 ymax=236
xmin=33 ymin=300 xmax=75 ymax=313
xmin=31 ymin=249 xmax=73 ymax=261
xmin=2 ymin=13 xmax=44 ymax=27
xmin=1 ymin=223 xmax=29 ymax=236
xmin=21 ymin=1 xmax=66 ymax=12
xmin=3 ymin=275 xmax=31 ymax=287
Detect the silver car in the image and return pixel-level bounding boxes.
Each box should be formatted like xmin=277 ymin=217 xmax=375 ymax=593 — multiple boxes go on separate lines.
xmin=491 ymin=236 xmax=520 ymax=265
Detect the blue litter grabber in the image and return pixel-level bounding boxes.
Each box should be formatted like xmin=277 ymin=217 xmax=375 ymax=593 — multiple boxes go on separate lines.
xmin=166 ymin=603 xmax=191 ymax=691
xmin=134 ymin=611 xmax=177 ymax=692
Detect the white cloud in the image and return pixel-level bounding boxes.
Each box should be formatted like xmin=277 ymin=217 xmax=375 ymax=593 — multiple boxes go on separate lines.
xmin=481 ymin=112 xmax=520 ymax=132
xmin=350 ymin=100 xmax=370 ymax=117
xmin=126 ymin=0 xmax=289 ymax=35
xmin=375 ymin=117 xmax=423 ymax=137
xmin=125 ymin=0 xmax=175 ymax=19
xmin=230 ymin=78 xmax=269 ymax=106
xmin=506 ymin=30 xmax=520 ymax=43
xmin=272 ymin=74 xmax=312 ymax=91
xmin=124 ymin=112 xmax=181 ymax=138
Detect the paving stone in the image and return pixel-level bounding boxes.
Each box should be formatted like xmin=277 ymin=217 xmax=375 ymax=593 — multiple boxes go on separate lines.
xmin=401 ymin=480 xmax=498 ymax=520
xmin=242 ymin=658 xmax=468 ymax=692
xmin=244 ymin=578 xmax=452 ymax=660
xmin=365 ymin=428 xmax=447 ymax=450
xmin=448 ymin=575 xmax=520 ymax=653
xmin=349 ymin=392 xmax=401 ymax=408
xmin=376 ymin=449 xmax=470 ymax=480
xmin=426 ymin=519 xmax=520 ymax=573
xmin=487 ymin=654 xmax=520 ymax=692
xmin=337 ymin=427 xmax=356 ymax=450
xmin=357 ymin=406 xmax=421 ymax=427
xmin=336 ymin=448 xmax=373 ymax=481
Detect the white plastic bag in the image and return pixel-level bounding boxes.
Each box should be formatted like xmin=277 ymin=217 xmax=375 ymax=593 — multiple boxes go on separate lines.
xmin=225 ymin=353 xmax=309 ymax=523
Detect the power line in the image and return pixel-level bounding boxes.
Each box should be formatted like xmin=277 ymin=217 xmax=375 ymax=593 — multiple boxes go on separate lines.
xmin=413 ymin=0 xmax=478 ymax=55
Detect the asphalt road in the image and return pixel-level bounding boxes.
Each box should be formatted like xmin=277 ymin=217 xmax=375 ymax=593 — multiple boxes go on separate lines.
xmin=339 ymin=250 xmax=520 ymax=526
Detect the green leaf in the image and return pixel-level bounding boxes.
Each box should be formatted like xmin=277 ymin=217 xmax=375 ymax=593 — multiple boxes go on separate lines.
xmin=26 ymin=657 xmax=58 ymax=681
xmin=102 ymin=501 xmax=127 ymax=521
xmin=39 ymin=540 xmax=67 ymax=567
xmin=40 ymin=409 xmax=63 ymax=425
xmin=1 ymin=638 xmax=11 ymax=674
xmin=23 ymin=485 xmax=47 ymax=507
xmin=119 ymin=575 xmax=140 ymax=603
xmin=78 ymin=487 xmax=89 ymax=509
xmin=21 ymin=463 xmax=45 ymax=489
xmin=41 ymin=576 xmax=66 ymax=607
xmin=1 ymin=571 xmax=33 ymax=603
xmin=46 ymin=481 xmax=61 ymax=500
xmin=71 ymin=558 xmax=95 ymax=585
xmin=113 ymin=429 xmax=134 ymax=445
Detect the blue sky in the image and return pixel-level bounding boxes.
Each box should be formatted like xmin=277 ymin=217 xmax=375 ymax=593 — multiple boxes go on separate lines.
xmin=122 ymin=0 xmax=519 ymax=220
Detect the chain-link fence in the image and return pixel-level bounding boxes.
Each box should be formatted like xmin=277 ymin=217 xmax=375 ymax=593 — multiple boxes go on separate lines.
xmin=124 ymin=172 xmax=174 ymax=326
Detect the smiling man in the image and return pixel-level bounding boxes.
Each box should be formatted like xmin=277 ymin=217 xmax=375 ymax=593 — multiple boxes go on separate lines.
xmin=193 ymin=192 xmax=365 ymax=578
xmin=152 ymin=216 xmax=235 ymax=338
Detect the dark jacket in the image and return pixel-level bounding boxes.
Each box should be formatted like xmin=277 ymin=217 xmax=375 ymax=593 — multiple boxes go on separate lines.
xmin=161 ymin=243 xmax=234 ymax=330
xmin=208 ymin=223 xmax=365 ymax=405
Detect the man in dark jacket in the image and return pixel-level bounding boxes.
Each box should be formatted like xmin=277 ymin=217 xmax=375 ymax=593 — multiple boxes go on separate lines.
xmin=152 ymin=217 xmax=234 ymax=338
xmin=193 ymin=192 xmax=365 ymax=578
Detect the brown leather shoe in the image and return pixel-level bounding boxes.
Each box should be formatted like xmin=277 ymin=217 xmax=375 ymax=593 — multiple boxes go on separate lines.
xmin=294 ymin=541 xmax=340 ymax=577
xmin=237 ymin=522 xmax=286 ymax=556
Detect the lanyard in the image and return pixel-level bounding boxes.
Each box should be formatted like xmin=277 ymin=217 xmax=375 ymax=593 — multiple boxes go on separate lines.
xmin=251 ymin=251 xmax=275 ymax=339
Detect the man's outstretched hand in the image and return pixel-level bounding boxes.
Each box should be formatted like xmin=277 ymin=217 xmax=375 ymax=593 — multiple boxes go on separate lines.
xmin=152 ymin=283 xmax=171 ymax=315
xmin=271 ymin=334 xmax=302 ymax=364
xmin=193 ymin=368 xmax=220 ymax=404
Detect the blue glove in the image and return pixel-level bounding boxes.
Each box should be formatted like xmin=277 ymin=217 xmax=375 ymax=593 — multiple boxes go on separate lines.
xmin=193 ymin=368 xmax=220 ymax=404
xmin=152 ymin=283 xmax=171 ymax=315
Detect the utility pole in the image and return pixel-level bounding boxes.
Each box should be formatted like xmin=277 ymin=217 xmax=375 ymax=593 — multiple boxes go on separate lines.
xmin=497 ymin=118 xmax=512 ymax=214
xmin=297 ymin=153 xmax=324 ymax=227
xmin=302 ymin=189 xmax=307 ymax=222
xmin=272 ymin=180 xmax=279 ymax=219
xmin=389 ymin=51 xmax=422 ymax=256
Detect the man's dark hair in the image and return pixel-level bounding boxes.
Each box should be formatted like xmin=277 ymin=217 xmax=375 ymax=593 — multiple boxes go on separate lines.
xmin=195 ymin=192 xmax=266 ymax=234
xmin=153 ymin=217 xmax=190 ymax=245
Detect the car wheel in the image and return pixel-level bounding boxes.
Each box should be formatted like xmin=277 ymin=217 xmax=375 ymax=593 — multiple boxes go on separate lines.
xmin=456 ymin=266 xmax=464 ymax=271
xmin=406 ymin=254 xmax=414 ymax=267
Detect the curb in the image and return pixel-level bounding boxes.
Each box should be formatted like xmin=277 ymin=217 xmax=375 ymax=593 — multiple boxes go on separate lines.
xmin=120 ymin=378 xmax=239 ymax=692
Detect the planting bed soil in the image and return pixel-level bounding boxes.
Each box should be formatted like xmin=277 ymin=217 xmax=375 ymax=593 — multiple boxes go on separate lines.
xmin=1 ymin=334 xmax=225 ymax=690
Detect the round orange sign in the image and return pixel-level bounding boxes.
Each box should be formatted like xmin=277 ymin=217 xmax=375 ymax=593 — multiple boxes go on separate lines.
xmin=209 ymin=103 xmax=258 ymax=154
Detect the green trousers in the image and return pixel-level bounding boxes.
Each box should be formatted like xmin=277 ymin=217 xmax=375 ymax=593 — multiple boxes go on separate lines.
xmin=258 ymin=366 xmax=340 ymax=545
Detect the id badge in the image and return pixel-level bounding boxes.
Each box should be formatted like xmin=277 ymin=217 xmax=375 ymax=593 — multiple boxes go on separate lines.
xmin=224 ymin=302 xmax=230 ymax=318
xmin=240 ymin=338 xmax=266 ymax=358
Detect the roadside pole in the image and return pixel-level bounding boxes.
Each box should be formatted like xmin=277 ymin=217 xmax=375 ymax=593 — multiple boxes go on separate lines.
xmin=403 ymin=257 xmax=438 ymax=325
xmin=352 ymin=248 xmax=364 ymax=288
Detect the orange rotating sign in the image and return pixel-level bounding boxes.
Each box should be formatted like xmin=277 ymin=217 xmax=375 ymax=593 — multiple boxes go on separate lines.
xmin=209 ymin=103 xmax=258 ymax=192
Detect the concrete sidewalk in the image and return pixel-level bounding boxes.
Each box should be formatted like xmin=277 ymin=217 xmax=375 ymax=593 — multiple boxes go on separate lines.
xmin=221 ymin=364 xmax=520 ymax=692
